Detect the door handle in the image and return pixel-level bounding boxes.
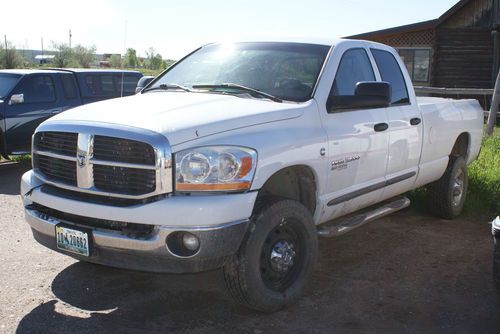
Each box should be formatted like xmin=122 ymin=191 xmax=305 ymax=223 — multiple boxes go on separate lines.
xmin=50 ymin=108 xmax=63 ymax=114
xmin=374 ymin=122 xmax=389 ymax=132
xmin=410 ymin=117 xmax=421 ymax=126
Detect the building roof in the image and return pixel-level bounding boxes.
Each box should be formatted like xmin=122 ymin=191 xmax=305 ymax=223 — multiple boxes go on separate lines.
xmin=347 ymin=0 xmax=472 ymax=39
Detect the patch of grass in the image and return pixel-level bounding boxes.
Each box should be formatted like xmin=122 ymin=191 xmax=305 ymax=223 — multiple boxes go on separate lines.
xmin=466 ymin=127 xmax=500 ymax=214
xmin=8 ymin=154 xmax=31 ymax=164
xmin=409 ymin=127 xmax=499 ymax=216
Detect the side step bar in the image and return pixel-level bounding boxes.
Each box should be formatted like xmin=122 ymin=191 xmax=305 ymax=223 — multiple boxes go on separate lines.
xmin=317 ymin=196 xmax=411 ymax=238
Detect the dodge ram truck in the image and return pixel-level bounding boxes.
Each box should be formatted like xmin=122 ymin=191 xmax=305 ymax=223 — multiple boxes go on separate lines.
xmin=20 ymin=39 xmax=484 ymax=312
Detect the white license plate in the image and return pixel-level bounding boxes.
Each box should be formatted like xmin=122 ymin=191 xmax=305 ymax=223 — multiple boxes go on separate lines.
xmin=56 ymin=225 xmax=90 ymax=257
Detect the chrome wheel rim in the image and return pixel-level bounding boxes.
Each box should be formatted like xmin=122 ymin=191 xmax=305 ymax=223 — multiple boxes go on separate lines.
xmin=452 ymin=169 xmax=465 ymax=207
xmin=260 ymin=218 xmax=305 ymax=292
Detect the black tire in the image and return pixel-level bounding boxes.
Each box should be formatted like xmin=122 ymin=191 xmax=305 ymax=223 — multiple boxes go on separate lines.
xmin=223 ymin=199 xmax=318 ymax=312
xmin=494 ymin=238 xmax=500 ymax=291
xmin=427 ymin=155 xmax=468 ymax=219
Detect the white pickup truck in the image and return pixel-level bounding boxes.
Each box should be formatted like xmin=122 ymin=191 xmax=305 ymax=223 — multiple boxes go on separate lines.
xmin=21 ymin=39 xmax=484 ymax=312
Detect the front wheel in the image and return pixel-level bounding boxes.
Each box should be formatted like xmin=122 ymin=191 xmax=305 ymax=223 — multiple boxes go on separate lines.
xmin=494 ymin=238 xmax=500 ymax=291
xmin=223 ymin=200 xmax=318 ymax=312
xmin=427 ymin=155 xmax=468 ymax=219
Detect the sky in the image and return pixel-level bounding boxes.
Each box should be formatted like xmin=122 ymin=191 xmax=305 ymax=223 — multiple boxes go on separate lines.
xmin=0 ymin=0 xmax=459 ymax=60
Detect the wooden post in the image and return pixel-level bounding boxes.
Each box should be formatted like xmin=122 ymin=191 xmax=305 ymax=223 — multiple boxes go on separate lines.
xmin=487 ymin=70 xmax=500 ymax=136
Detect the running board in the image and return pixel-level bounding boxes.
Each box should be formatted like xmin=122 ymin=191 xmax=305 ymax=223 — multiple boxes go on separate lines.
xmin=317 ymin=197 xmax=411 ymax=238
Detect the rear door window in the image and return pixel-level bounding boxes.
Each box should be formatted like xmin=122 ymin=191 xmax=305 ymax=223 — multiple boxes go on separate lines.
xmin=85 ymin=74 xmax=117 ymax=96
xmin=13 ymin=75 xmax=56 ymax=103
xmin=115 ymin=74 xmax=140 ymax=94
xmin=61 ymin=74 xmax=77 ymax=99
xmin=371 ymin=49 xmax=410 ymax=105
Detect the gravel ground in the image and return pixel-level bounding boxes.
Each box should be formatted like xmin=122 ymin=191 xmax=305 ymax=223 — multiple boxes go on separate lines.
xmin=1 ymin=162 xmax=499 ymax=334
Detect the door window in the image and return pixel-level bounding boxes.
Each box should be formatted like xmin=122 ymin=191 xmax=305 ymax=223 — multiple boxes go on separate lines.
xmin=61 ymin=75 xmax=77 ymax=99
xmin=13 ymin=75 xmax=56 ymax=103
xmin=331 ymin=48 xmax=375 ymax=97
xmin=115 ymin=74 xmax=140 ymax=94
xmin=371 ymin=49 xmax=410 ymax=105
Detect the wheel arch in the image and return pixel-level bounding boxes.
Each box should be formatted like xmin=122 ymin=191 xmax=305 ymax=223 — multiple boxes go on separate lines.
xmin=450 ymin=132 xmax=470 ymax=160
xmin=253 ymin=165 xmax=317 ymax=217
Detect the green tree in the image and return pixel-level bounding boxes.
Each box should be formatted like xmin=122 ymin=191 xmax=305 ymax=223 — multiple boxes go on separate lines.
xmin=145 ymin=47 xmax=163 ymax=70
xmin=72 ymin=44 xmax=96 ymax=68
xmin=125 ymin=48 xmax=138 ymax=68
xmin=0 ymin=40 xmax=21 ymax=69
xmin=52 ymin=42 xmax=74 ymax=68
xmin=109 ymin=54 xmax=122 ymax=68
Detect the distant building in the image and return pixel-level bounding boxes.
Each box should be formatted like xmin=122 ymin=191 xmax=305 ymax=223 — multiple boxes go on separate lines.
xmin=34 ymin=55 xmax=55 ymax=64
xmin=349 ymin=0 xmax=500 ymax=90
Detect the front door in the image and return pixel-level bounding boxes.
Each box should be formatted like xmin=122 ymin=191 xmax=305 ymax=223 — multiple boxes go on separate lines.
xmin=318 ymin=47 xmax=390 ymax=221
xmin=5 ymin=74 xmax=59 ymax=152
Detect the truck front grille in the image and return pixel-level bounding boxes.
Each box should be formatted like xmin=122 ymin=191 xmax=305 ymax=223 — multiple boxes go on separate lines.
xmin=33 ymin=154 xmax=77 ymax=186
xmin=32 ymin=127 xmax=171 ymax=199
xmin=93 ymin=165 xmax=156 ymax=195
xmin=34 ymin=131 xmax=78 ymax=157
xmin=93 ymin=135 xmax=156 ymax=165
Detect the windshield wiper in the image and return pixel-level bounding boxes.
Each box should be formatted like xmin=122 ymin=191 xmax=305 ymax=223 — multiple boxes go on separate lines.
xmin=192 ymin=83 xmax=282 ymax=103
xmin=143 ymin=83 xmax=192 ymax=93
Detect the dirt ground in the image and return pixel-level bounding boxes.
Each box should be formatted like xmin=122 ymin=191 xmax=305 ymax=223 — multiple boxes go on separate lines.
xmin=1 ymin=162 xmax=499 ymax=334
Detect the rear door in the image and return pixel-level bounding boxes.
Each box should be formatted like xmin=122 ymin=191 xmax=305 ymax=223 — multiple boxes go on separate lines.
xmin=318 ymin=46 xmax=390 ymax=220
xmin=4 ymin=74 xmax=59 ymax=152
xmin=370 ymin=48 xmax=423 ymax=200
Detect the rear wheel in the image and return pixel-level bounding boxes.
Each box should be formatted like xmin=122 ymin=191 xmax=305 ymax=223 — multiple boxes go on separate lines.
xmin=223 ymin=199 xmax=318 ymax=312
xmin=427 ymin=155 xmax=468 ymax=219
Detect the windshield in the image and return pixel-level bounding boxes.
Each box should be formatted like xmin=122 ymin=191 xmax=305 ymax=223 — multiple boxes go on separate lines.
xmin=149 ymin=42 xmax=331 ymax=102
xmin=0 ymin=73 xmax=21 ymax=99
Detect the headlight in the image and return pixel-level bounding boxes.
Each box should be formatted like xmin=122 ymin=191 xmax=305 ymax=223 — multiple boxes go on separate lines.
xmin=175 ymin=146 xmax=257 ymax=192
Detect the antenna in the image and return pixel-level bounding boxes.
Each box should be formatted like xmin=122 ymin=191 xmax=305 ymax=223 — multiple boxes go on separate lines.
xmin=121 ymin=20 xmax=127 ymax=97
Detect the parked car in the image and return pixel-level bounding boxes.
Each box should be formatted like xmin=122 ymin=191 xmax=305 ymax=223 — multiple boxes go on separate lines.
xmin=21 ymin=39 xmax=484 ymax=312
xmin=135 ymin=76 xmax=155 ymax=94
xmin=492 ymin=216 xmax=500 ymax=288
xmin=0 ymin=68 xmax=143 ymax=158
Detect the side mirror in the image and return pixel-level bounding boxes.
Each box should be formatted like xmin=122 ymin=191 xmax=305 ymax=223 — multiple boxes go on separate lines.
xmin=327 ymin=81 xmax=392 ymax=112
xmin=9 ymin=93 xmax=24 ymax=105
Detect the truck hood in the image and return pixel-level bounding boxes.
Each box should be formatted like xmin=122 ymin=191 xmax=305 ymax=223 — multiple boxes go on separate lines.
xmin=49 ymin=92 xmax=306 ymax=146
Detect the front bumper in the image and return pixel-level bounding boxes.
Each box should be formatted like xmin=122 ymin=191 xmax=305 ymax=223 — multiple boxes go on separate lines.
xmin=21 ymin=170 xmax=256 ymax=273
xmin=492 ymin=216 xmax=500 ymax=238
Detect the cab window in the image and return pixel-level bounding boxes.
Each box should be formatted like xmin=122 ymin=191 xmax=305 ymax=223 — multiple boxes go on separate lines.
xmin=371 ymin=49 xmax=410 ymax=105
xmin=331 ymin=48 xmax=375 ymax=96
xmin=13 ymin=75 xmax=56 ymax=103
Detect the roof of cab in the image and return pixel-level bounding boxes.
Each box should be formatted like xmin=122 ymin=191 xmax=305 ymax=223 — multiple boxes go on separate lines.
xmin=0 ymin=68 xmax=142 ymax=75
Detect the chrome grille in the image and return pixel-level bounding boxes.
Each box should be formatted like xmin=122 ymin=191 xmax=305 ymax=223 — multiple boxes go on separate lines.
xmin=34 ymin=132 xmax=78 ymax=157
xmin=32 ymin=123 xmax=172 ymax=199
xmin=94 ymin=135 xmax=156 ymax=165
xmin=33 ymin=154 xmax=77 ymax=186
xmin=93 ymin=165 xmax=156 ymax=195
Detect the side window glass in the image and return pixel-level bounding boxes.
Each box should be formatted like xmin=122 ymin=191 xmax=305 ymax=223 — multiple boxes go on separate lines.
xmin=13 ymin=75 xmax=56 ymax=103
xmin=85 ymin=74 xmax=116 ymax=96
xmin=371 ymin=49 xmax=410 ymax=105
xmin=115 ymin=74 xmax=140 ymax=94
xmin=101 ymin=75 xmax=116 ymax=94
xmin=85 ymin=75 xmax=99 ymax=95
xmin=61 ymin=75 xmax=77 ymax=99
xmin=331 ymin=48 xmax=375 ymax=97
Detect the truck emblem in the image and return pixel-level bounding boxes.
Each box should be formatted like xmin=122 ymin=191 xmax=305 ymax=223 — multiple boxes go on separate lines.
xmin=77 ymin=154 xmax=86 ymax=168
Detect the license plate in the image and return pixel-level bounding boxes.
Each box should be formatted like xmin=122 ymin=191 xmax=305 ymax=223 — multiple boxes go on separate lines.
xmin=56 ymin=225 xmax=91 ymax=257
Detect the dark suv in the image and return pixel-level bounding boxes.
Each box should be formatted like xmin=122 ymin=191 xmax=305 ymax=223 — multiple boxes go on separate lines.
xmin=0 ymin=68 xmax=142 ymax=158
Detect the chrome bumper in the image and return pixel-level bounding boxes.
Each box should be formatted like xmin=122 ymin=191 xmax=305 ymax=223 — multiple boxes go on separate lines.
xmin=25 ymin=207 xmax=249 ymax=273
xmin=492 ymin=216 xmax=500 ymax=238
